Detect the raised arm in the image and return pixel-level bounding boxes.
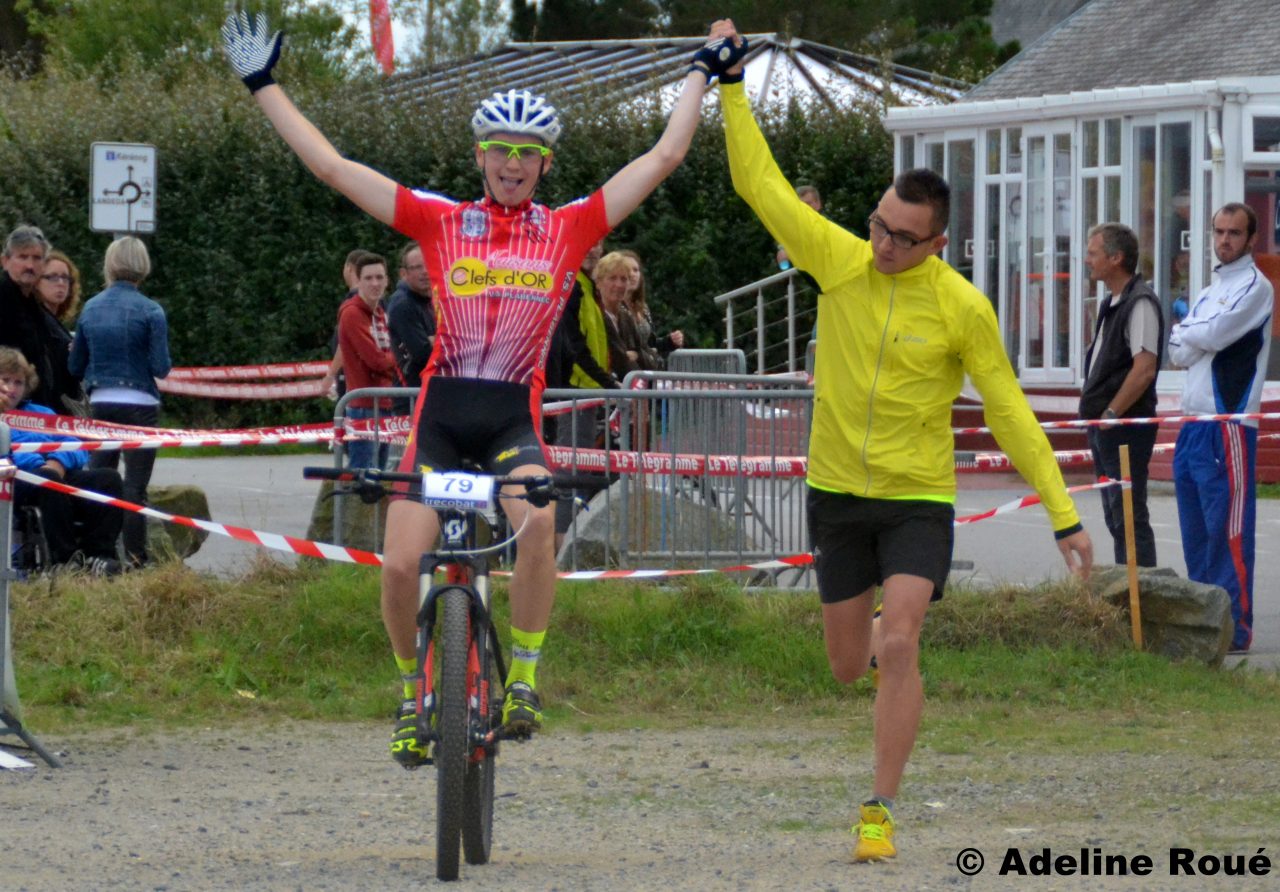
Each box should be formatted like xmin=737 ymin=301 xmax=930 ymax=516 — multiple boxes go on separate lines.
xmin=222 ymin=12 xmax=398 ymax=226
xmin=600 ymin=21 xmax=746 ymax=228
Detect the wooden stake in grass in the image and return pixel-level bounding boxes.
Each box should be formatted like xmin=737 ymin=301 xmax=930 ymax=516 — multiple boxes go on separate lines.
xmin=1119 ymin=444 xmax=1143 ymax=649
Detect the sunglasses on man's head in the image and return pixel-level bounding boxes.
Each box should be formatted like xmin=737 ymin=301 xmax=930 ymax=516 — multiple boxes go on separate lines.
xmin=478 ymin=140 xmax=551 ymax=161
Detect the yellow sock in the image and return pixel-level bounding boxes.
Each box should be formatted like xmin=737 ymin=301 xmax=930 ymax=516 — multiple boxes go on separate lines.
xmin=506 ymin=627 xmax=545 ymax=689
xmin=395 ymin=654 xmax=417 ymax=700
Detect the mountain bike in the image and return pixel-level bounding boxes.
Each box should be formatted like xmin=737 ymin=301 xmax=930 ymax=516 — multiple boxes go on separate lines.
xmin=304 ymin=465 xmax=570 ymax=881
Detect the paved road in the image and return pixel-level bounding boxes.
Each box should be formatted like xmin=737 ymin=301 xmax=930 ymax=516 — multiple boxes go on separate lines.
xmin=153 ymin=454 xmax=1277 ymax=669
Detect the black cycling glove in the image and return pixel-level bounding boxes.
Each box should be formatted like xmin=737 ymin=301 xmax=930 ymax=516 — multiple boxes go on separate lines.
xmin=689 ymin=36 xmax=749 ymax=83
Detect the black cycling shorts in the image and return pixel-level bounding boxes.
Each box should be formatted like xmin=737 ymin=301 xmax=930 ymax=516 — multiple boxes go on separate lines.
xmin=395 ymin=376 xmax=547 ymax=486
xmin=806 ymin=486 xmax=954 ymax=604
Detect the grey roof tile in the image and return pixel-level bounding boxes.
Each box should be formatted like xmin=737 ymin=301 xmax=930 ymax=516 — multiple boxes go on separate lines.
xmin=965 ymin=0 xmax=1280 ymax=101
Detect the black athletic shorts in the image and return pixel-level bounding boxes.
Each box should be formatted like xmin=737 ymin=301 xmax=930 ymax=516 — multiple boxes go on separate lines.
xmin=806 ymin=486 xmax=955 ymax=604
xmin=394 ymin=376 xmax=547 ymax=492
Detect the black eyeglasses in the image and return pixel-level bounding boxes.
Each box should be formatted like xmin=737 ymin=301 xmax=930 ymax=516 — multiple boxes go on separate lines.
xmin=867 ymin=214 xmax=935 ymax=250
xmin=41 ymin=273 xmax=71 ymax=284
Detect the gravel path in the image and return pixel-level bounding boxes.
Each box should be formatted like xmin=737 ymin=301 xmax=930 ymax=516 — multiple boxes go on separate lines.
xmin=3 ymin=719 xmax=1276 ymax=890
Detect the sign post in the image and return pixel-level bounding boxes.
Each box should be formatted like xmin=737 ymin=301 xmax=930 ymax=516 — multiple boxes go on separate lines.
xmin=90 ymin=142 xmax=157 ymax=236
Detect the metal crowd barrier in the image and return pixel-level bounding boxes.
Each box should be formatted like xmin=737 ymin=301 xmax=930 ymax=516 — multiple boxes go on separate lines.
xmin=329 ymin=377 xmax=816 ymax=585
xmin=554 ymin=371 xmax=814 ymax=583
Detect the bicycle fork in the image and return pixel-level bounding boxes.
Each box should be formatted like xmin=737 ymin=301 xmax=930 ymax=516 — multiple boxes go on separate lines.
xmin=415 ymin=556 xmax=509 ymax=764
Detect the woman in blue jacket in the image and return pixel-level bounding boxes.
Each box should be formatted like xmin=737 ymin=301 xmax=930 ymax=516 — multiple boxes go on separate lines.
xmin=69 ymin=237 xmax=172 ymax=568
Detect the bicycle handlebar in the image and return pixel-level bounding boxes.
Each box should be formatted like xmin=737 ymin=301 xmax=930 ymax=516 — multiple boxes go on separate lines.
xmin=303 ymin=466 xmax=598 ymax=509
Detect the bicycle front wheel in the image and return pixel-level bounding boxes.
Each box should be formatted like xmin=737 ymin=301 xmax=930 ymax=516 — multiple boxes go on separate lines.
xmin=462 ymin=646 xmax=500 ymax=864
xmin=435 ymin=586 xmax=470 ymax=881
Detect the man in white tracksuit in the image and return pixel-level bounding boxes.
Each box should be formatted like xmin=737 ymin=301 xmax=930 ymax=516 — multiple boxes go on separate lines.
xmin=1169 ymin=202 xmax=1274 ymax=653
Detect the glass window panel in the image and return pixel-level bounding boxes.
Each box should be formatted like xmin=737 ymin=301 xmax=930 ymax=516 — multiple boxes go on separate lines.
xmin=927 ymin=142 xmax=944 ymax=174
xmin=1160 ymin=122 xmax=1192 ymax=369
xmin=985 ymin=183 xmax=1000 ymax=312
xmin=1026 ymin=136 xmax=1046 ymax=369
xmin=900 ymin=134 xmax=916 ymax=168
xmin=1005 ymin=181 xmax=1023 ymax=367
xmin=987 ymin=129 xmax=1001 ymax=175
xmin=1105 ymin=118 xmax=1121 ymax=166
xmin=1104 ymin=175 xmax=1121 ymax=222
xmin=947 ymin=139 xmax=975 ymax=280
xmin=1081 ymin=178 xmax=1101 ymax=372
xmin=1083 ymin=120 xmax=1099 ymax=168
xmin=1243 ymin=171 xmax=1280 ymax=379
xmin=1006 ymin=127 xmax=1022 ymax=174
xmin=1250 ymin=115 xmax=1280 ymax=153
xmin=1134 ymin=126 xmax=1156 ymax=282
xmin=1053 ymin=132 xmax=1073 ymax=369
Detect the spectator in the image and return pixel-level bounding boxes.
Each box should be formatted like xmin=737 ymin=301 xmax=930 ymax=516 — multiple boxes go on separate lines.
xmin=545 ymin=239 xmax=615 ymax=550
xmin=1169 ymin=202 xmax=1274 ymax=653
xmin=35 ymin=249 xmax=88 ymax=415
xmin=69 ymin=236 xmax=173 ymax=569
xmin=778 ymin=184 xmax=822 ymax=269
xmin=1080 ymin=222 xmax=1163 ymax=567
xmin=386 ymin=241 xmax=436 ymax=404
xmin=0 ymin=224 xmax=58 ymax=408
xmin=596 ymin=251 xmax=644 ymax=378
xmin=337 ymin=252 xmax=396 ymax=469
xmin=1 ymin=347 xmax=124 ymax=576
xmin=36 ymin=248 xmax=82 ymax=323
xmin=545 ymin=240 xmax=614 ymax=425
xmin=618 ymin=249 xmax=683 ymax=369
xmin=319 ymin=248 xmax=368 ymax=399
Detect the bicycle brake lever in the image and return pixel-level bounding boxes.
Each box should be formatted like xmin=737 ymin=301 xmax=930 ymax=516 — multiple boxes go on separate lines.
xmin=357 ymin=481 xmax=386 ymax=504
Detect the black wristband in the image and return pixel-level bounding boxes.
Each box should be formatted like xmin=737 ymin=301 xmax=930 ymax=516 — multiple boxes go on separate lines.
xmin=243 ymin=71 xmax=276 ymax=94
xmin=1053 ymin=522 xmax=1084 ymax=541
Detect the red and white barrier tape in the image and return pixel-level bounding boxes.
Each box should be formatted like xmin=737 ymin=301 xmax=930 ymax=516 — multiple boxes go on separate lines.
xmin=11 ymin=469 xmax=383 ymax=567
xmin=955 ymin=408 xmax=1280 ymax=436
xmin=11 ymin=470 xmax=1126 ymax=580
xmin=158 ymin=378 xmax=328 ymax=400
xmin=165 ymin=362 xmax=330 ymax=381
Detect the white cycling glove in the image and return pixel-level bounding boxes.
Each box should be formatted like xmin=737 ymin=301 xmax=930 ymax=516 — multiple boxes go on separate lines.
xmin=221 ymin=11 xmax=283 ymax=94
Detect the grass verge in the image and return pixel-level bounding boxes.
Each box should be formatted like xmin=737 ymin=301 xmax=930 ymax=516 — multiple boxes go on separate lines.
xmin=9 ymin=563 xmax=1279 ymax=754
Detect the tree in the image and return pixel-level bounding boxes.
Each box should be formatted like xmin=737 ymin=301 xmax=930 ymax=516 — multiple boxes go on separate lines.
xmin=398 ymin=0 xmax=509 ymax=67
xmin=12 ymin=0 xmax=360 ymax=83
xmin=520 ymin=0 xmax=1015 ymax=81
xmin=510 ymin=0 xmax=662 ymax=42
xmin=0 ymin=0 xmax=42 ymax=70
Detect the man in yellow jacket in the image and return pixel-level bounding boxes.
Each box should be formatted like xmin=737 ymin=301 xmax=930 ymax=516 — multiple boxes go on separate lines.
xmin=711 ymin=20 xmax=1094 ymax=864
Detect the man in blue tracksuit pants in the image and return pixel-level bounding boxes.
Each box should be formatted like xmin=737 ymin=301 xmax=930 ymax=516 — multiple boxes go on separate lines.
xmin=1168 ymin=202 xmax=1273 ymax=653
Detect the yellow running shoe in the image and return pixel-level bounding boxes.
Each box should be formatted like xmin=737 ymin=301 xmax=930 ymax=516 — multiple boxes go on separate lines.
xmin=852 ymin=801 xmax=896 ymax=862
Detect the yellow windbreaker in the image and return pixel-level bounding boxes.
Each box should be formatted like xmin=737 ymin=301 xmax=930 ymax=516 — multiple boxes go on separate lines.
xmin=721 ymin=82 xmax=1081 ymax=534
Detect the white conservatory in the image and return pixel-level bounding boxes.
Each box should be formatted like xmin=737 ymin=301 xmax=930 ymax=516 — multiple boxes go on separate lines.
xmin=884 ymin=0 xmax=1280 ymax=388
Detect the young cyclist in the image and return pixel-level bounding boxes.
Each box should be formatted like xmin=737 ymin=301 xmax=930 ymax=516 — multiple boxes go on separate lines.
xmin=221 ymin=12 xmax=746 ymax=766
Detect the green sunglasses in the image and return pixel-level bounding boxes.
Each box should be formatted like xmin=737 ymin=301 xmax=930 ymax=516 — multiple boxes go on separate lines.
xmin=479 ymin=140 xmax=551 ymax=161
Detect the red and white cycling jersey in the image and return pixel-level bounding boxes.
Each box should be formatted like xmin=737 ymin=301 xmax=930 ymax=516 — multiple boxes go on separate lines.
xmin=393 ymin=185 xmax=610 ymax=391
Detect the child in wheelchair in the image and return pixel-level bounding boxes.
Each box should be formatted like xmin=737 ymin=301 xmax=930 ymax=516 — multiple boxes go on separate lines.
xmin=1 ymin=347 xmax=124 ymax=576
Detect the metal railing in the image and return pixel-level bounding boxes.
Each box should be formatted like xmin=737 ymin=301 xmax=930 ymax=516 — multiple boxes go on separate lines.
xmin=327 ymin=379 xmax=816 ymax=585
xmin=712 ymin=268 xmax=819 ymax=375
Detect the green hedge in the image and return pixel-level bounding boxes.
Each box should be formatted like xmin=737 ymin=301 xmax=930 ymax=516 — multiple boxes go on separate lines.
xmin=0 ymin=61 xmax=892 ymax=426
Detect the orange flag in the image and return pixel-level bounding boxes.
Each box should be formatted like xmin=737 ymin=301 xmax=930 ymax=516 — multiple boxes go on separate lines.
xmin=370 ymin=0 xmax=395 ymax=75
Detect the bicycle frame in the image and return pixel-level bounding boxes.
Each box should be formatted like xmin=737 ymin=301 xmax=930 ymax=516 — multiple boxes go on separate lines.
xmin=412 ymin=509 xmax=510 ymax=764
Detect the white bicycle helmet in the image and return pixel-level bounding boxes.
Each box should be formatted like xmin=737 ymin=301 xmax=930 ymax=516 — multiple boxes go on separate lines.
xmin=471 ymin=89 xmax=562 ymax=146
